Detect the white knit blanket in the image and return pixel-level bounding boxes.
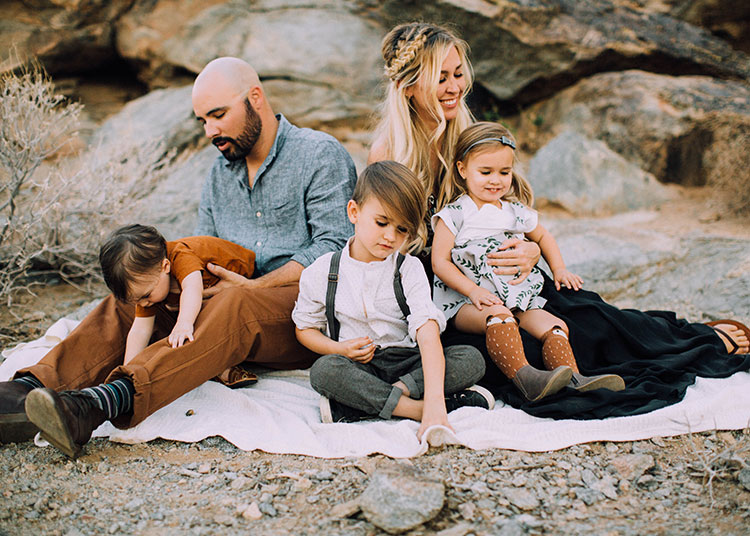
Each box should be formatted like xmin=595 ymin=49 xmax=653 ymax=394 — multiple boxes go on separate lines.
xmin=2 ymin=318 xmax=749 ymax=458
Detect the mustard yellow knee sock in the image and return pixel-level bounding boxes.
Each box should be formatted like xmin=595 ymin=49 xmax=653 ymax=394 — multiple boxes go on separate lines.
xmin=541 ymin=326 xmax=579 ymax=373
xmin=486 ymin=314 xmax=530 ymax=379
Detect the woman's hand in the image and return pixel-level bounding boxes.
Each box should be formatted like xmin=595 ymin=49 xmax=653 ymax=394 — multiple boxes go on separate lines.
xmin=553 ymin=269 xmax=583 ymax=291
xmin=486 ymin=238 xmax=541 ymax=285
xmin=337 ymin=337 xmax=377 ymax=363
xmin=468 ymin=287 xmax=502 ymax=310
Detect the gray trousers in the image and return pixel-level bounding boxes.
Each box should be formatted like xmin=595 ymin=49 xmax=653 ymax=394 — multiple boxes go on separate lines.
xmin=309 ymin=344 xmax=485 ymax=419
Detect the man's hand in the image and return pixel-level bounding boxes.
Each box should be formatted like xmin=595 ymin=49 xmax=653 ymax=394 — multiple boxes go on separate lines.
xmin=486 ymin=238 xmax=541 ymax=285
xmin=202 ymin=262 xmax=254 ymax=297
xmin=337 ymin=337 xmax=377 ymax=363
xmin=553 ymin=269 xmax=584 ymax=291
xmin=468 ymin=287 xmax=502 ymax=310
xmin=168 ymin=321 xmax=195 ymax=348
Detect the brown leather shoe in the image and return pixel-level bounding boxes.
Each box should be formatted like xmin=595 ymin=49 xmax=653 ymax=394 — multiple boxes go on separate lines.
xmin=512 ymin=365 xmax=573 ymax=402
xmin=25 ymin=389 xmax=106 ymax=459
xmin=212 ymin=365 xmax=258 ymax=389
xmin=570 ymin=372 xmax=625 ymax=392
xmin=0 ymin=380 xmax=38 ymax=444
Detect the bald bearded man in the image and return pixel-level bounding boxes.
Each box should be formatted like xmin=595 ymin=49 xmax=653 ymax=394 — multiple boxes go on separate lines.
xmin=1 ymin=58 xmax=356 ymax=457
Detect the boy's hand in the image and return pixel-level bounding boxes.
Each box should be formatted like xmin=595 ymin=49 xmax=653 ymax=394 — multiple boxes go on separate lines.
xmin=553 ymin=269 xmax=584 ymax=291
xmin=468 ymin=287 xmax=501 ymax=310
xmin=418 ymin=398 xmax=452 ymax=440
xmin=168 ymin=322 xmax=195 ymax=348
xmin=337 ymin=337 xmax=376 ymax=363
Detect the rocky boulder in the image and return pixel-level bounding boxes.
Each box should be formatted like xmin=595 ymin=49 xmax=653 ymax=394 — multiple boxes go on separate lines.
xmin=115 ymin=0 xmax=383 ymax=128
xmin=522 ymin=70 xmax=750 ymax=212
xmin=0 ymin=0 xmax=132 ymax=75
xmin=372 ymin=0 xmax=750 ymax=105
xmin=528 ymin=131 xmax=675 ymax=215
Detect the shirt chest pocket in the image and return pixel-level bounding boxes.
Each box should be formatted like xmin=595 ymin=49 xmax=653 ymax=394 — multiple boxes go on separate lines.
xmin=266 ymin=198 xmax=300 ymax=230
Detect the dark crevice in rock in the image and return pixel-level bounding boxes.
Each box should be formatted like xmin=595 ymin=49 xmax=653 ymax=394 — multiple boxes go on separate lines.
xmin=664 ymin=127 xmax=713 ymax=186
xmin=512 ymin=48 xmax=746 ymax=108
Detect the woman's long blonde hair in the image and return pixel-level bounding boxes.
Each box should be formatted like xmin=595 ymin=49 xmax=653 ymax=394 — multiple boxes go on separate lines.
xmin=373 ymin=22 xmax=475 ymax=210
xmin=441 ymin=122 xmax=534 ymax=210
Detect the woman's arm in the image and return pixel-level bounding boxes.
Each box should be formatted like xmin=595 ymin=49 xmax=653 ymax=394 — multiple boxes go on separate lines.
xmin=432 ymin=219 xmax=501 ymax=309
xmin=124 ymin=316 xmax=155 ymax=365
xmin=526 ymin=224 xmax=583 ymax=291
xmin=415 ymin=320 xmax=451 ymax=438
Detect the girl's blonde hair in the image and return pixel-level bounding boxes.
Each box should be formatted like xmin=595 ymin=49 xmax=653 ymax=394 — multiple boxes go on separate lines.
xmin=441 ymin=122 xmax=534 ymax=210
xmin=353 ymin=161 xmax=427 ymax=253
xmin=373 ymin=22 xmax=475 ymax=209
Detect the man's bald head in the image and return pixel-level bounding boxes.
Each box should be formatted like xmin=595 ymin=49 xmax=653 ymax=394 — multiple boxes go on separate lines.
xmin=192 ymin=57 xmax=261 ymax=100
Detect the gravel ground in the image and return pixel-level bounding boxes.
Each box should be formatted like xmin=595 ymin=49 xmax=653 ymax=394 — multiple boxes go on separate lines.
xmin=1 ymin=429 xmax=749 ymax=535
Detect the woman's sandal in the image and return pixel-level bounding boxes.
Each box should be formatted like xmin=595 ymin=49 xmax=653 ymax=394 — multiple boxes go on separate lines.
xmin=705 ymin=319 xmax=750 ymax=355
xmin=212 ymin=366 xmax=258 ymax=389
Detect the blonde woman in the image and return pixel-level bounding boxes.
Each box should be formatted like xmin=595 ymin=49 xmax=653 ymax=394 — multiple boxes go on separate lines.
xmin=369 ymin=22 xmax=750 ymax=418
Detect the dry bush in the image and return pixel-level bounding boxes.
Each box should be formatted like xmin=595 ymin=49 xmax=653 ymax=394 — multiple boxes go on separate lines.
xmin=0 ymin=62 xmax=173 ymax=309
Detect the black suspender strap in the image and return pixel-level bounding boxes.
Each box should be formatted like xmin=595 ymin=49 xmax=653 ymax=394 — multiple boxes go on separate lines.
xmin=325 ymin=249 xmax=410 ymax=342
xmin=393 ymin=253 xmax=410 ymax=319
xmin=326 ymin=250 xmax=342 ymax=342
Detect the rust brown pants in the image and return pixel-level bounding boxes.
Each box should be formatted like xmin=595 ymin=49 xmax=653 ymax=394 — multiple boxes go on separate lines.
xmin=16 ymin=284 xmax=315 ymax=428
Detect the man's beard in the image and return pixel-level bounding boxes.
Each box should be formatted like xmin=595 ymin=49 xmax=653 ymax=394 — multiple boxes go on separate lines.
xmin=213 ymin=98 xmax=262 ymax=161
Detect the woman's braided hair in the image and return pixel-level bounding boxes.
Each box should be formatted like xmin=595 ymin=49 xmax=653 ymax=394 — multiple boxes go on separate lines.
xmin=383 ymin=24 xmax=433 ymax=81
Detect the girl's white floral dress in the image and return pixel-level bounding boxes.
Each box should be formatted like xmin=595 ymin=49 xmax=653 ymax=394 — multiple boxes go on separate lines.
xmin=431 ymin=194 xmax=547 ymax=319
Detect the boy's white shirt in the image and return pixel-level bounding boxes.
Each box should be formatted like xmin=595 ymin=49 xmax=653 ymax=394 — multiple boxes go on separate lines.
xmin=292 ymin=238 xmax=446 ymax=348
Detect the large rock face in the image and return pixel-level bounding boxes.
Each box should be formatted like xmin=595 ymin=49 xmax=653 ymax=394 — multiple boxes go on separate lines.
xmin=521 ymin=70 xmax=750 ymax=211
xmin=115 ymin=0 xmax=383 ymax=128
xmin=0 ymin=0 xmax=133 ymax=74
xmin=371 ymin=0 xmax=750 ymax=104
xmin=528 ymin=132 xmax=675 ymax=215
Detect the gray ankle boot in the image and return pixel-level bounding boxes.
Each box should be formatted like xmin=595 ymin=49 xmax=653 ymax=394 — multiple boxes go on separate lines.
xmin=512 ymin=365 xmax=573 ymax=402
xmin=569 ymin=372 xmax=625 ymax=392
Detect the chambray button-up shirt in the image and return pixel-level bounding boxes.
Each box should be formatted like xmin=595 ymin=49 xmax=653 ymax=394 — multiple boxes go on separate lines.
xmin=195 ymin=114 xmax=356 ymax=276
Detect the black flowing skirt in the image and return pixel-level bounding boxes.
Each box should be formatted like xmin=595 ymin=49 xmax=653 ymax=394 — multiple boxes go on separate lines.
xmin=442 ymin=272 xmax=750 ymax=420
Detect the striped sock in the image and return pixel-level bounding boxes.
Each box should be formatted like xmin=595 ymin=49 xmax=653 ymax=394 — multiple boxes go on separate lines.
xmin=13 ymin=375 xmax=44 ymax=390
xmin=81 ymin=378 xmax=135 ymax=420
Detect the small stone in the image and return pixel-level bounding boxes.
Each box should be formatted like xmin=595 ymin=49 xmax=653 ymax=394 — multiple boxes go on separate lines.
xmin=737 ymin=468 xmax=750 ymax=491
xmin=198 ymin=463 xmax=211 ymax=474
xmin=214 ymin=514 xmax=234 ymax=526
xmin=501 ymin=487 xmax=539 ymax=511
xmin=258 ymin=502 xmax=277 ymax=517
xmin=609 ymin=454 xmax=654 ymax=481
xmin=204 ymin=475 xmax=218 ymax=485
xmin=458 ymin=501 xmax=476 ymax=520
xmin=574 ymin=487 xmax=603 ymax=506
xmin=435 ymin=522 xmax=474 ymax=536
xmin=124 ymin=498 xmax=145 ymax=511
xmin=591 ymin=475 xmax=618 ymax=500
xmin=293 ymin=477 xmax=313 ymax=491
xmin=313 ymin=470 xmax=334 ymax=480
xmin=231 ymin=476 xmax=250 ymax=490
xmin=605 ymin=443 xmax=619 ymax=453
xmin=185 ymin=409 xmax=195 ymax=416
xmin=650 ymin=436 xmax=666 ymax=447
xmin=463 ymin=465 xmax=476 ymax=476
xmin=241 ymin=502 xmax=262 ymax=521
xmin=470 ymin=481 xmax=490 ymax=494
xmin=306 ymin=494 xmax=320 ymax=504
xmin=359 ymin=465 xmax=445 ymax=534
xmin=329 ymin=499 xmax=360 ymax=518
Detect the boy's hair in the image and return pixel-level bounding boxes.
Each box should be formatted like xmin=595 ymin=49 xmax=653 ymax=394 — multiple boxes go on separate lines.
xmin=99 ymin=224 xmax=168 ymax=302
xmin=352 ymin=161 xmax=427 ymax=252
xmin=374 ymin=22 xmax=475 ymax=210
xmin=440 ymin=122 xmax=534 ymax=209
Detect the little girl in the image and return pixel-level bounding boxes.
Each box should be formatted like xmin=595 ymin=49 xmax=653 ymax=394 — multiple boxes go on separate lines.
xmin=99 ymin=224 xmax=258 ymax=388
xmin=431 ymin=122 xmax=624 ymax=401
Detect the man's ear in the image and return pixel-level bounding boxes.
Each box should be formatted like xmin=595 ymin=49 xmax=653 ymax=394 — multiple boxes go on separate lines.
xmin=346 ymin=199 xmax=359 ymax=225
xmin=246 ymin=85 xmax=263 ymax=108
